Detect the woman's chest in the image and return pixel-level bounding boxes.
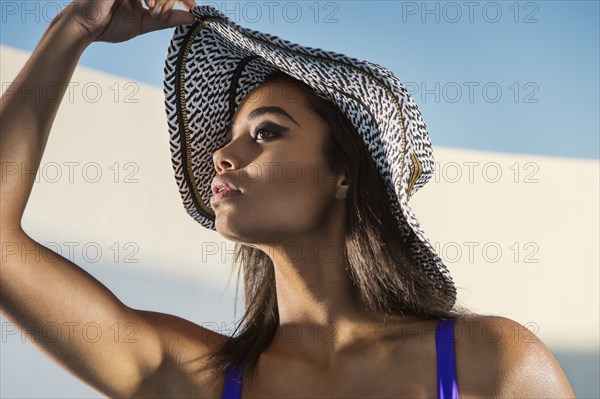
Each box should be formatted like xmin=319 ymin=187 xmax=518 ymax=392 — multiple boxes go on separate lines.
xmin=242 ymin=367 xmax=438 ymax=398
xmin=142 ymin=319 xmax=501 ymax=398
xmin=239 ymin=340 xmax=441 ymax=398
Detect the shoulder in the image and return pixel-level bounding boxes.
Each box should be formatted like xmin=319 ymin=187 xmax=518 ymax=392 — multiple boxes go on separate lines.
xmin=453 ymin=315 xmax=575 ymax=398
xmin=129 ymin=309 xmax=231 ymax=397
xmin=138 ymin=309 xmax=230 ymax=355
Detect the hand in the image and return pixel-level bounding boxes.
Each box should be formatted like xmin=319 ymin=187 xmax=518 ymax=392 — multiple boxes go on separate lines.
xmin=64 ymin=0 xmax=198 ymax=44
xmin=145 ymin=0 xmax=197 ymax=23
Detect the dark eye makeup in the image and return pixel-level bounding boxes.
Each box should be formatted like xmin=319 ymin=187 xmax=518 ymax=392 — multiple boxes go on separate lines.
xmin=224 ymin=120 xmax=289 ymax=144
xmin=251 ymin=121 xmax=289 ymax=141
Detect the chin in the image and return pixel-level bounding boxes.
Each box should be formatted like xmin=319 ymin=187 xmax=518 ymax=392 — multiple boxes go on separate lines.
xmin=215 ymin=218 xmax=289 ymax=247
xmin=215 ymin=217 xmax=260 ymax=244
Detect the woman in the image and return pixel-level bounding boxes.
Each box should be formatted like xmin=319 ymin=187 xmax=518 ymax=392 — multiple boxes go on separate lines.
xmin=0 ymin=0 xmax=575 ymax=398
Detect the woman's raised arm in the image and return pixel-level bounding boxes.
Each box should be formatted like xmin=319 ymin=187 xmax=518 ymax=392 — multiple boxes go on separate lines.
xmin=0 ymin=2 xmax=212 ymax=397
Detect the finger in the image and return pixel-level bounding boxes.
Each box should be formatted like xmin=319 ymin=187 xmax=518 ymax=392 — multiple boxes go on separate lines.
xmin=158 ymin=0 xmax=176 ymax=22
xmin=148 ymin=2 xmax=162 ymax=18
xmin=168 ymin=9 xmax=196 ymax=26
xmin=177 ymin=0 xmax=197 ymax=11
xmin=147 ymin=0 xmax=167 ymax=18
xmin=139 ymin=8 xmax=195 ymax=35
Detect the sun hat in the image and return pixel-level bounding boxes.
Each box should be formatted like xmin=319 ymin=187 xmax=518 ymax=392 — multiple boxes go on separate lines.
xmin=163 ymin=5 xmax=457 ymax=306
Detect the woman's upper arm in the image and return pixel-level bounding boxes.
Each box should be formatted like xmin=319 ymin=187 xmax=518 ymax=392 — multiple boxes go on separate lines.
xmin=0 ymin=227 xmax=165 ymax=397
xmin=126 ymin=310 xmax=230 ymax=398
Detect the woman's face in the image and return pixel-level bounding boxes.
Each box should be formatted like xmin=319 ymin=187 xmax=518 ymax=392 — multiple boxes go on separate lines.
xmin=210 ymin=80 xmax=348 ymax=245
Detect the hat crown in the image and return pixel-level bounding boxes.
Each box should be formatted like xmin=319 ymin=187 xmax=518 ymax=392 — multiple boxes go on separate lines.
xmin=188 ymin=4 xmax=436 ymax=201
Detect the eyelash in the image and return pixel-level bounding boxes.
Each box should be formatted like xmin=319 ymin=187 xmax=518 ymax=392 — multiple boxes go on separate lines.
xmin=251 ymin=127 xmax=280 ymax=142
xmin=224 ymin=121 xmax=286 ymax=144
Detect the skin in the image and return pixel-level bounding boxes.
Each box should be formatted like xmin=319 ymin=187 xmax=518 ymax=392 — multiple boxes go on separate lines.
xmin=0 ymin=0 xmax=576 ymax=397
xmin=211 ymin=81 xmax=379 ymax=351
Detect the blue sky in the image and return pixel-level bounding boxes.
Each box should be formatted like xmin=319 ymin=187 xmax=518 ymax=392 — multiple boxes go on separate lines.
xmin=1 ymin=0 xmax=598 ymax=159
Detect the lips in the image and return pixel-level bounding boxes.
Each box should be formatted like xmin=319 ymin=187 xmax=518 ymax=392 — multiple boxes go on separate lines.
xmin=210 ymin=186 xmax=241 ymax=205
xmin=210 ymin=175 xmax=242 ymax=205
xmin=212 ymin=185 xmax=240 ymax=195
xmin=210 ymin=175 xmax=241 ymax=195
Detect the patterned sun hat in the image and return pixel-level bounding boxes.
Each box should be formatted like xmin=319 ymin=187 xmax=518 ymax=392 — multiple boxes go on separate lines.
xmin=163 ymin=5 xmax=457 ymax=306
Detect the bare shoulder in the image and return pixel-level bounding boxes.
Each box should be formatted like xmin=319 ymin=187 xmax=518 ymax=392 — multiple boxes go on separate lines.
xmin=454 ymin=315 xmax=575 ymax=398
xmin=129 ymin=309 xmax=231 ymax=398
xmin=139 ymin=309 xmax=230 ymax=356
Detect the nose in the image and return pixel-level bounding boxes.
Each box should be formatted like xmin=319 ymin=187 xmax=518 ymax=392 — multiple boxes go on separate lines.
xmin=212 ymin=141 xmax=240 ymax=174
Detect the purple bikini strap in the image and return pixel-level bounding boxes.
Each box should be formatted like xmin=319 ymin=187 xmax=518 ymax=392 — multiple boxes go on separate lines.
xmin=436 ymin=318 xmax=459 ymax=399
xmin=222 ymin=363 xmax=243 ymax=399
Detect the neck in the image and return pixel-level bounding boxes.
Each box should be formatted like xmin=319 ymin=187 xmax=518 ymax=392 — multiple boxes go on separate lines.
xmin=255 ymin=224 xmax=415 ymax=368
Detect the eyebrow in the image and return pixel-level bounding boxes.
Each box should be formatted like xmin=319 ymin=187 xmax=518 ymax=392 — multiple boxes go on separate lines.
xmin=225 ymin=106 xmax=300 ymax=141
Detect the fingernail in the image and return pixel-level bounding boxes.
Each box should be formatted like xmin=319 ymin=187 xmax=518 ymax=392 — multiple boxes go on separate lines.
xmin=148 ymin=0 xmax=154 ymax=7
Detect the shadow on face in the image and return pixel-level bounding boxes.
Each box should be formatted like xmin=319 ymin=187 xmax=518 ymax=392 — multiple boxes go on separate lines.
xmin=210 ymin=80 xmax=349 ymax=247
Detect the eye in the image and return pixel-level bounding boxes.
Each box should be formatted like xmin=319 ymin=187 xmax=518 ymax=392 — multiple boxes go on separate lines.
xmin=251 ymin=122 xmax=288 ymax=142
xmin=252 ymin=128 xmax=278 ymax=141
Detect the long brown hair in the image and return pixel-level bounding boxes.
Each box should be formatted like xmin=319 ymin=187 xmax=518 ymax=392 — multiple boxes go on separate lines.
xmin=206 ymin=71 xmax=475 ymax=381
